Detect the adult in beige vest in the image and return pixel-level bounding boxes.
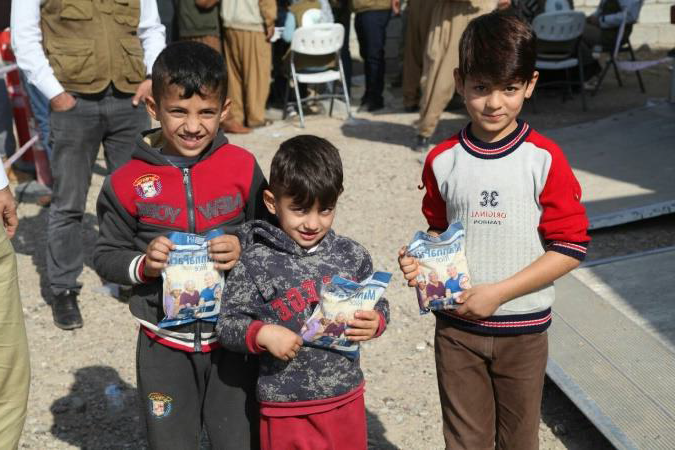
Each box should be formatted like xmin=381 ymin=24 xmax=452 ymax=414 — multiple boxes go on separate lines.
xmin=11 ymin=0 xmax=165 ymax=330
xmin=413 ymin=0 xmax=505 ymax=153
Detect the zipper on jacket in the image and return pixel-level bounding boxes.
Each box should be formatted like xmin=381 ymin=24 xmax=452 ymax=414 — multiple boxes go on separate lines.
xmin=182 ymin=166 xmax=201 ymax=351
xmin=194 ymin=321 xmax=202 ymax=352
xmin=182 ymin=168 xmax=196 ymax=233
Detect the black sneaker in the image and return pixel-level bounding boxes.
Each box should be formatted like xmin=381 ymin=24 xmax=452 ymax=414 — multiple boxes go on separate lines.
xmin=367 ymin=99 xmax=384 ymax=112
xmin=52 ymin=290 xmax=83 ymax=330
xmin=413 ymin=135 xmax=430 ymax=153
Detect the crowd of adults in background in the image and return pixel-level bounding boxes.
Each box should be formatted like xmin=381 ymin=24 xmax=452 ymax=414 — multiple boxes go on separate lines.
xmin=0 ymin=0 xmax=647 ymax=447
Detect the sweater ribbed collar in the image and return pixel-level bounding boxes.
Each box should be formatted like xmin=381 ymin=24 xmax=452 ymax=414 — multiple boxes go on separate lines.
xmin=459 ymin=119 xmax=531 ymax=159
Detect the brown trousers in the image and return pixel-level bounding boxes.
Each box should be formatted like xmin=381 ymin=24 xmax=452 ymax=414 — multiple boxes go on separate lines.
xmin=417 ymin=0 xmax=493 ymax=138
xmin=0 ymin=226 xmax=30 ymax=449
xmin=223 ymin=29 xmax=271 ymax=127
xmin=183 ymin=34 xmax=223 ymax=54
xmin=434 ymin=319 xmax=548 ymax=450
xmin=402 ymin=0 xmax=436 ymax=108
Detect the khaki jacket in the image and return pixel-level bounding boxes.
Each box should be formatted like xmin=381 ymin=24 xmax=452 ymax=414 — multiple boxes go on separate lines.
xmin=350 ymin=0 xmax=391 ymax=13
xmin=40 ymin=0 xmax=146 ymax=95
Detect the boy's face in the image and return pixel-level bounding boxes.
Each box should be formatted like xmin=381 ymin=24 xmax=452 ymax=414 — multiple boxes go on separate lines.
xmin=454 ymin=70 xmax=538 ymax=143
xmin=146 ymin=84 xmax=230 ymax=158
xmin=263 ymin=191 xmax=336 ymax=249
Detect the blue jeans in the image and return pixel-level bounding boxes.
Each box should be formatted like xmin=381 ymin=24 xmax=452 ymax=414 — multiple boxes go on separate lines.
xmin=354 ymin=9 xmax=391 ymax=105
xmin=0 ymin=79 xmax=16 ymax=160
xmin=20 ymin=70 xmax=52 ymax=160
xmin=47 ymin=86 xmax=149 ymax=295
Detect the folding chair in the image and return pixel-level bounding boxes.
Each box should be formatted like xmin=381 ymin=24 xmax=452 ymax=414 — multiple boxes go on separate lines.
xmin=282 ymin=23 xmax=352 ymax=128
xmin=591 ymin=9 xmax=646 ymax=96
xmin=532 ymin=11 xmax=587 ymax=111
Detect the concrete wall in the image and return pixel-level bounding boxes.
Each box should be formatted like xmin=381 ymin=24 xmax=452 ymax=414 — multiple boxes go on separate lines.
xmin=575 ymin=0 xmax=674 ymax=48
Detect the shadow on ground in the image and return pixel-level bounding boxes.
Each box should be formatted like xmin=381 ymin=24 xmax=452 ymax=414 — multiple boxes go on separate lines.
xmin=50 ymin=365 xmax=146 ymax=449
xmin=367 ymin=408 xmax=398 ymax=449
xmin=12 ymin=207 xmax=100 ymax=304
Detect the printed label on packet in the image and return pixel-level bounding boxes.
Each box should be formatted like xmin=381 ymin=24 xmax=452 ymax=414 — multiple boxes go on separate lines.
xmin=407 ymin=222 xmax=471 ymax=315
xmin=300 ymin=272 xmax=392 ymax=360
xmin=159 ymin=230 xmax=225 ymax=328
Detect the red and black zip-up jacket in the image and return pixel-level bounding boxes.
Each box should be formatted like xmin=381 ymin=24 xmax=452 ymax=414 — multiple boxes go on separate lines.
xmin=94 ymin=128 xmax=269 ymax=352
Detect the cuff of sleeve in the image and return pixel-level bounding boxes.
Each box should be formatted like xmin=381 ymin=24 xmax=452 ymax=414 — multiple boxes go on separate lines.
xmin=129 ymin=254 xmax=151 ymax=284
xmin=374 ymin=311 xmax=387 ymax=338
xmin=546 ymin=241 xmax=589 ymax=261
xmin=36 ymin=76 xmax=65 ymax=102
xmin=245 ymin=320 xmax=266 ymax=354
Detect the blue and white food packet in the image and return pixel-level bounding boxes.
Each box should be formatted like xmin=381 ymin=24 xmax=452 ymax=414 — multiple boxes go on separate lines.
xmin=407 ymin=222 xmax=472 ymax=314
xmin=159 ymin=230 xmax=225 ymax=328
xmin=300 ymin=272 xmax=392 ymax=360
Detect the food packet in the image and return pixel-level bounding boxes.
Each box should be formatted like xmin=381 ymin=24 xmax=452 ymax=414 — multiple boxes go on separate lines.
xmin=406 ymin=222 xmax=472 ymax=315
xmin=300 ymin=272 xmax=392 ymax=360
xmin=159 ymin=230 xmax=225 ymax=328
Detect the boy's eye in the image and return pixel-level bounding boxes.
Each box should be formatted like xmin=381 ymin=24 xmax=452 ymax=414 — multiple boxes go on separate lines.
xmin=505 ymin=86 xmax=519 ymax=92
xmin=473 ymin=85 xmax=486 ymax=92
xmin=320 ymin=208 xmax=334 ymax=215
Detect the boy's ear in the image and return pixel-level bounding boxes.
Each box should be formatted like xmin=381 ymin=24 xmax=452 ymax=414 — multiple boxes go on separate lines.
xmin=145 ymin=96 xmax=159 ymax=121
xmin=524 ymin=71 xmax=539 ymax=99
xmin=220 ymin=98 xmax=232 ymax=123
xmin=453 ymin=69 xmax=464 ymax=97
xmin=263 ymin=190 xmax=277 ymax=215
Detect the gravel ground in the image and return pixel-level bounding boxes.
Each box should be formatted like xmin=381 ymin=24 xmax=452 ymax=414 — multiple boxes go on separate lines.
xmin=11 ymin=49 xmax=673 ymax=449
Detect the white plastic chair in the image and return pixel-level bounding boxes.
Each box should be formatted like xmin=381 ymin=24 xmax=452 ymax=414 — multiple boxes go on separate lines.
xmin=283 ymin=23 xmax=351 ymax=128
xmin=532 ymin=11 xmax=587 ymax=111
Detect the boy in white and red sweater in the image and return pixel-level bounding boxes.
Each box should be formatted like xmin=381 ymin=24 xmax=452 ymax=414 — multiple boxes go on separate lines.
xmin=398 ymin=12 xmax=590 ymax=450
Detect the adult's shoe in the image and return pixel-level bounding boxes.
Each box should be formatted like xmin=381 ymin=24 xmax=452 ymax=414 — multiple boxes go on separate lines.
xmin=221 ymin=120 xmax=251 ymax=134
xmin=413 ymin=135 xmax=430 ymax=153
xmin=367 ymin=99 xmax=384 ymax=112
xmin=52 ymin=290 xmax=83 ymax=330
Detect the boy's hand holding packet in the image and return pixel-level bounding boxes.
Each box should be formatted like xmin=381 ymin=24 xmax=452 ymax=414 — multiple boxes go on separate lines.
xmin=401 ymin=222 xmax=472 ymax=315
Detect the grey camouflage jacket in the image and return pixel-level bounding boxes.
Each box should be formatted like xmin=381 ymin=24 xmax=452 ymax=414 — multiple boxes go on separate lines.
xmin=217 ymin=220 xmax=390 ymax=403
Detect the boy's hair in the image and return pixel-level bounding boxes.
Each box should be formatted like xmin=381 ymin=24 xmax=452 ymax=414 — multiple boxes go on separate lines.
xmin=269 ymin=135 xmax=344 ymax=210
xmin=458 ymin=11 xmax=537 ymax=85
xmin=151 ymin=41 xmax=227 ymax=104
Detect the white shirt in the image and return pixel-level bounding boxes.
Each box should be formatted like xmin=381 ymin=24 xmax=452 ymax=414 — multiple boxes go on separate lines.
xmin=10 ymin=0 xmax=165 ymax=101
xmin=0 ymin=166 xmax=8 ymax=190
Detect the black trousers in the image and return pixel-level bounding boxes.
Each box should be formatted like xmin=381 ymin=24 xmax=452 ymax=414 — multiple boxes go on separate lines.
xmin=354 ymin=9 xmax=391 ymax=105
xmin=136 ymin=331 xmax=259 ymax=449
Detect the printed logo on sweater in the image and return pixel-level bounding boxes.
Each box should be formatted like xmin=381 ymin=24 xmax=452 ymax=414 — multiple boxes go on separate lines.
xmin=148 ymin=392 xmax=173 ymax=419
xmin=136 ymin=202 xmax=182 ymax=224
xmin=472 ymin=190 xmax=506 ymax=226
xmin=197 ymin=193 xmax=244 ymax=221
xmin=133 ymin=174 xmax=162 ymax=199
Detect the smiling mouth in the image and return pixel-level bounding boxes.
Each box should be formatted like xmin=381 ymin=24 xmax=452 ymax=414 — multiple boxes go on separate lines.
xmin=299 ymin=231 xmax=319 ymax=240
xmin=179 ymin=134 xmax=205 ymax=145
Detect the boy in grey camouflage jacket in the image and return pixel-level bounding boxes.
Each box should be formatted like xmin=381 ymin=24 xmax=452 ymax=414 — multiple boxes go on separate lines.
xmin=217 ymin=135 xmax=389 ymax=449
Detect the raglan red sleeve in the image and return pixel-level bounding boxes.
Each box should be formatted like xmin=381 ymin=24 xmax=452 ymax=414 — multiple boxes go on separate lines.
xmin=537 ymin=140 xmax=590 ymax=261
xmin=421 ymin=144 xmax=451 ymax=231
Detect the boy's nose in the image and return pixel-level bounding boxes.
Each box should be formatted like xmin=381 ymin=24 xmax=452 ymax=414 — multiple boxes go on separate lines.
xmin=305 ymin=213 xmax=321 ymax=230
xmin=185 ymin=115 xmax=201 ymax=132
xmin=485 ymin=92 xmax=501 ymax=109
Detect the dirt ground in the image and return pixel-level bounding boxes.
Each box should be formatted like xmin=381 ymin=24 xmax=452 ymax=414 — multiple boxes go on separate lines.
xmin=11 ymin=49 xmax=674 ymax=449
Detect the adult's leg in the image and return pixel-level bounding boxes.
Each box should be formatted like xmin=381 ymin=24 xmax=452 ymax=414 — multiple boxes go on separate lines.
xmin=182 ymin=34 xmax=223 ymax=54
xmin=136 ymin=332 xmax=202 ymax=449
xmin=435 ymin=319 xmax=496 ymax=450
xmin=0 ymin=79 xmax=16 ymax=160
xmin=402 ymin=0 xmax=434 ymax=109
xmin=418 ymin=1 xmax=491 ymax=138
xmin=223 ymin=29 xmax=246 ymax=126
xmin=47 ymin=94 xmax=105 ymax=296
xmin=20 ymin=71 xmax=52 ymax=159
xmin=491 ymin=332 xmax=548 ymax=450
xmin=203 ymin=350 xmax=259 ymax=449
xmin=241 ymin=31 xmax=271 ymax=127
xmin=354 ymin=10 xmax=391 ymax=108
xmin=332 ymin=5 xmax=353 ymax=93
xmin=0 ymin=226 xmax=30 ymax=449
xmin=101 ymin=91 xmax=150 ymax=172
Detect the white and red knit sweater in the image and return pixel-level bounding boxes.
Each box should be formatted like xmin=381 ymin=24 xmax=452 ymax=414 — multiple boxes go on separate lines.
xmin=421 ymin=120 xmax=590 ymax=335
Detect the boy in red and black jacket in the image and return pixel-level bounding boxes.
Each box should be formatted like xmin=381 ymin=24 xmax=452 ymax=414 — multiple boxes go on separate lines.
xmin=93 ymin=41 xmax=266 ymax=449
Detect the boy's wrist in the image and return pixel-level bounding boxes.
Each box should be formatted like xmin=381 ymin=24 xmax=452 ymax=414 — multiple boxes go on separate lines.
xmin=246 ymin=320 xmax=267 ymax=354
